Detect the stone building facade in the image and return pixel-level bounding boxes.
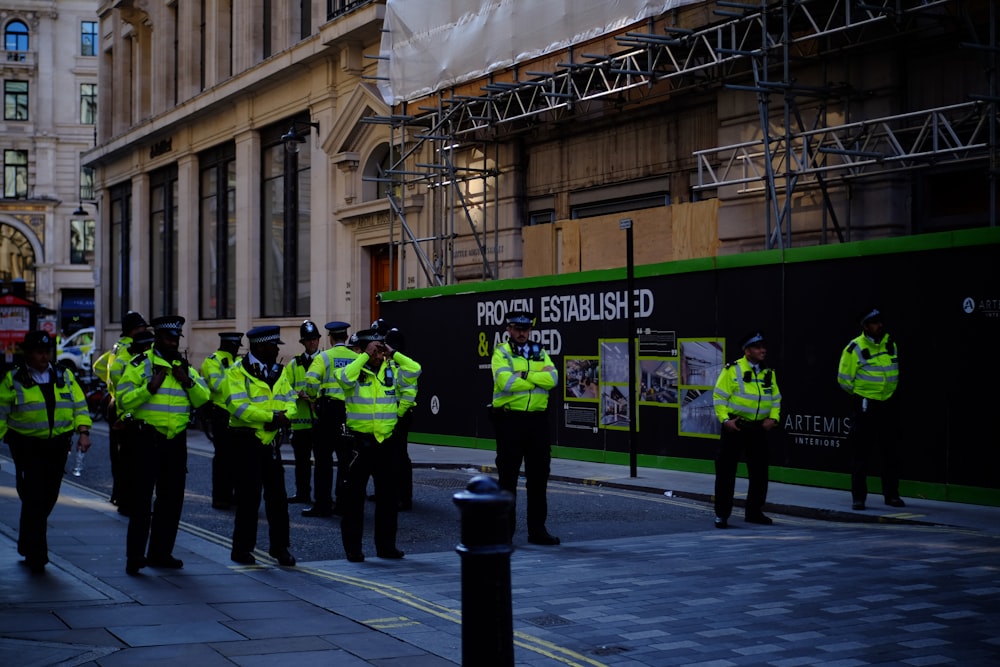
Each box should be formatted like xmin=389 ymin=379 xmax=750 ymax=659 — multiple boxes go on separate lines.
xmin=84 ymin=1 xmax=997 ymax=360
xmin=0 ymin=1 xmax=98 ymax=338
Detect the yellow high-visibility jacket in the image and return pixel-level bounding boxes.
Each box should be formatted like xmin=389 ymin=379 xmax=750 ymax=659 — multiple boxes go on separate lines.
xmin=491 ymin=341 xmax=558 ymax=412
xmin=117 ymin=351 xmax=211 ymax=439
xmin=0 ymin=365 xmax=91 ymax=440
xmin=837 ymin=333 xmax=899 ymax=401
xmin=713 ymin=356 xmax=782 ymax=424
xmin=226 ymin=358 xmax=297 ymax=446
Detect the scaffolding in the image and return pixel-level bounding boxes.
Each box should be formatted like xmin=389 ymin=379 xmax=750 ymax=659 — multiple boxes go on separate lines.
xmin=369 ymin=0 xmax=998 ymax=283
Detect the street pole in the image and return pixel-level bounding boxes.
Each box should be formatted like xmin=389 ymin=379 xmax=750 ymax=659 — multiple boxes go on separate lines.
xmin=620 ymin=218 xmax=637 ymax=478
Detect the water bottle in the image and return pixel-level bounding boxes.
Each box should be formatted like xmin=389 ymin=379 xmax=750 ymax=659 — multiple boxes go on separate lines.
xmin=71 ymin=448 xmax=86 ymax=477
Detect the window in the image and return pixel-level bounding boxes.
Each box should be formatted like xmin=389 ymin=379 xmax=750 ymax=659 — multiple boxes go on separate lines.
xmin=261 ymin=120 xmax=311 ymax=317
xmin=199 ymin=143 xmax=237 ymax=319
xmin=4 ymin=20 xmax=28 ymax=60
xmin=70 ymin=218 xmax=95 ymax=264
xmin=149 ymin=165 xmax=179 ymax=316
xmin=109 ymin=183 xmax=132 ymax=321
xmin=81 ymin=21 xmax=97 ymax=56
xmin=3 ymin=149 xmax=27 ymax=198
xmin=80 ymin=83 xmax=96 ymax=124
xmin=80 ymin=166 xmax=95 ymax=201
xmin=4 ymin=80 xmax=28 ymax=121
xmin=363 ymin=143 xmax=399 ymax=202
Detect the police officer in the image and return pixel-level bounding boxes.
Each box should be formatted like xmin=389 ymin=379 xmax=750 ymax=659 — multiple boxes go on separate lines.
xmin=105 ymin=329 xmax=156 ymax=517
xmin=838 ymin=308 xmax=903 ymax=510
xmin=285 ymin=320 xmax=321 ymax=505
xmin=116 ymin=316 xmax=211 ymax=575
xmin=227 ymin=326 xmax=297 ymax=566
xmin=303 ymin=321 xmax=354 ymax=517
xmin=0 ymin=331 xmax=92 ymax=572
xmin=92 ymin=310 xmax=148 ymax=510
xmin=712 ymin=331 xmax=782 ymax=528
xmin=490 ymin=312 xmax=560 ymax=545
xmin=201 ymin=331 xmax=244 ymax=510
xmin=337 ymin=328 xmax=420 ymax=562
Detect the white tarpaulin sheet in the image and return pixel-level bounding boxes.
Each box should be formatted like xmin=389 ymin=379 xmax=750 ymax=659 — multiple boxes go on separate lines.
xmin=377 ymin=0 xmax=701 ymax=105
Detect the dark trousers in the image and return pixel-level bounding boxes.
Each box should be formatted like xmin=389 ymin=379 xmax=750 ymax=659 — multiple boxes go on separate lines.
xmin=7 ymin=432 xmax=71 ymax=564
xmin=310 ymin=423 xmax=336 ymax=509
xmin=714 ymin=421 xmax=770 ymax=520
xmin=108 ymin=416 xmax=123 ymax=503
xmin=127 ymin=428 xmax=187 ymax=562
xmin=112 ymin=421 xmax=138 ymax=515
xmin=231 ymin=430 xmax=290 ymax=555
xmin=340 ymin=432 xmax=400 ymax=554
xmin=848 ymin=397 xmax=900 ymax=502
xmin=290 ymin=427 xmax=315 ymax=500
xmin=209 ymin=406 xmax=236 ymax=505
xmin=493 ymin=410 xmax=551 ymax=538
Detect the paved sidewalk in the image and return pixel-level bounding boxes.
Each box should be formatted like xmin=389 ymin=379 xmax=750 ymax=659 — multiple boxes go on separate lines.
xmin=2 ymin=436 xmax=998 ymax=666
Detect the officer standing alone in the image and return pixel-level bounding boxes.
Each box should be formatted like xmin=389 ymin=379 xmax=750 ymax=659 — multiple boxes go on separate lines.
xmin=0 ymin=331 xmax=92 ymax=572
xmin=490 ymin=312 xmax=560 ymax=545
xmin=712 ymin=332 xmax=781 ymax=528
xmin=838 ymin=308 xmax=904 ymax=510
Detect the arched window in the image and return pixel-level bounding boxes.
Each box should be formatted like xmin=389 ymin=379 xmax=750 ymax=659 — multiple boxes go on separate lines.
xmin=363 ymin=143 xmax=397 ymax=202
xmin=4 ymin=20 xmax=29 ymax=58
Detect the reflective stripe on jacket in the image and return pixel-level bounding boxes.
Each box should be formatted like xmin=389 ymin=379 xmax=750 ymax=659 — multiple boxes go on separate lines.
xmin=491 ymin=342 xmax=558 ymax=412
xmin=201 ymin=350 xmax=236 ymax=408
xmin=337 ymin=352 xmax=398 ymax=443
xmin=837 ymin=333 xmax=899 ymax=401
xmin=305 ymin=344 xmax=356 ymax=402
xmin=226 ymin=358 xmax=297 ymax=445
xmin=0 ymin=366 xmax=91 ymax=440
xmin=283 ymin=352 xmax=317 ymax=430
xmin=387 ymin=350 xmax=421 ymax=416
xmin=117 ymin=351 xmax=211 ymax=439
xmin=713 ymin=356 xmax=782 ymax=423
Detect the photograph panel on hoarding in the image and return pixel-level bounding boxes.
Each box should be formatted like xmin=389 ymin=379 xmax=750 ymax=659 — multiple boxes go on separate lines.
xmin=638 ymin=357 xmax=678 ymax=406
xmin=599 ymin=339 xmax=633 ymax=430
xmin=679 ymin=387 xmax=720 ymax=439
xmin=565 ymin=356 xmax=599 ymax=401
xmin=678 ymin=338 xmax=725 ymax=438
xmin=679 ymin=339 xmax=725 ymax=387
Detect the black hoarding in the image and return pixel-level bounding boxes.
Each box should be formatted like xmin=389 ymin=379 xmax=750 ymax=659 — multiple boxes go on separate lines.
xmin=380 ymin=229 xmax=1000 ymax=501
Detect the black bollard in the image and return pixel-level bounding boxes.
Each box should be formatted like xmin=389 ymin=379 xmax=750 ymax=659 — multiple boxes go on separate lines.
xmin=453 ymin=474 xmax=515 ymax=667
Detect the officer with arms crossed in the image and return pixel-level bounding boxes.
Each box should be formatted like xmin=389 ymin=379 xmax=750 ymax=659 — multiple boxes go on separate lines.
xmin=490 ymin=312 xmax=560 ymax=545
xmin=0 ymin=331 xmax=91 ymax=573
xmin=838 ymin=307 xmax=903 ymax=510
xmin=712 ymin=331 xmax=782 ymax=528
xmin=116 ymin=316 xmax=211 ymax=575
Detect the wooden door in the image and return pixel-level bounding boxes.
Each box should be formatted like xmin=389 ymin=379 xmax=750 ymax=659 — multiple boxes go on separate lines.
xmin=369 ymin=244 xmax=396 ymax=324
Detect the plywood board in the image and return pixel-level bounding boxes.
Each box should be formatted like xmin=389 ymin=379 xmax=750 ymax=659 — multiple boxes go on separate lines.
xmin=522 ymin=223 xmax=554 ymax=277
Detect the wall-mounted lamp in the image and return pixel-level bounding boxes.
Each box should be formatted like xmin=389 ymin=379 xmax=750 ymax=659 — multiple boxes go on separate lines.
xmin=280 ymin=120 xmax=320 ymax=153
xmin=72 ymin=202 xmax=88 ymax=217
